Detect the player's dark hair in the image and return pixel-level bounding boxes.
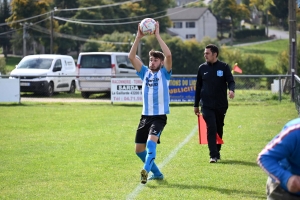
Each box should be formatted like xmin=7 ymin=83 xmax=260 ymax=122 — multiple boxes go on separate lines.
xmin=149 ymin=50 xmax=165 ymax=61
xmin=205 ymin=44 xmax=219 ymax=57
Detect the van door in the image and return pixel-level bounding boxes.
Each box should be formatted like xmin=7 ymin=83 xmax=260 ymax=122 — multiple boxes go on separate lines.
xmin=52 ymin=59 xmax=64 ymax=92
xmin=60 ymin=59 xmax=71 ymax=91
xmin=77 ymin=54 xmax=112 ymax=91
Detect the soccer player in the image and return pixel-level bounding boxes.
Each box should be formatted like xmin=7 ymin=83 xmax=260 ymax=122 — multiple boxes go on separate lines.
xmin=257 ymin=118 xmax=300 ymax=199
xmin=128 ymin=21 xmax=172 ymax=184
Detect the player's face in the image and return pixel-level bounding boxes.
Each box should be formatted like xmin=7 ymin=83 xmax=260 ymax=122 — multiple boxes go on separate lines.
xmin=204 ymin=48 xmax=216 ymax=63
xmin=149 ymin=56 xmax=163 ymax=72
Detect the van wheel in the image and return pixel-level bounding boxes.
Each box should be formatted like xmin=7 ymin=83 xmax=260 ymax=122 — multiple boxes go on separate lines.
xmin=81 ymin=92 xmax=90 ymax=99
xmin=45 ymin=82 xmax=54 ymax=97
xmin=68 ymin=81 xmax=76 ymax=94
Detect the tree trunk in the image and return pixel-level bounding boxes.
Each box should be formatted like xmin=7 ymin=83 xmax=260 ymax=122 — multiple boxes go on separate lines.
xmin=4 ymin=45 xmax=8 ymax=58
xmin=230 ymin=18 xmax=234 ymax=46
xmin=266 ymin=10 xmax=269 ymax=36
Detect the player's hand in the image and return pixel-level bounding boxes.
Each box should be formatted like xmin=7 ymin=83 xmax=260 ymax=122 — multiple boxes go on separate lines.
xmin=287 ymin=175 xmax=300 ymax=193
xmin=194 ymin=107 xmax=200 ymax=116
xmin=228 ymin=90 xmax=234 ymax=99
xmin=137 ymin=23 xmax=144 ymax=38
xmin=154 ymin=21 xmax=160 ymax=36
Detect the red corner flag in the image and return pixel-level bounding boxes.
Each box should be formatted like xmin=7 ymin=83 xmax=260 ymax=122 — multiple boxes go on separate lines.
xmin=233 ymin=63 xmax=242 ymax=74
xmin=197 ymin=115 xmax=224 ymax=144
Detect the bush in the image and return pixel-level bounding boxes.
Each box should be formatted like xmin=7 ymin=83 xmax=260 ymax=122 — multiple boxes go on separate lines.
xmin=234 ymin=28 xmax=266 ymax=40
xmin=0 ymin=57 xmax=6 ymax=75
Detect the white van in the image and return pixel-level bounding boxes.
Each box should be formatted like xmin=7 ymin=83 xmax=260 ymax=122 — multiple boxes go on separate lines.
xmin=10 ymin=54 xmax=76 ymax=97
xmin=75 ymin=52 xmax=137 ymax=98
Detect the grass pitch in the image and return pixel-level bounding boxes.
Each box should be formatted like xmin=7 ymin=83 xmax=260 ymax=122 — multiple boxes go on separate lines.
xmin=0 ymin=95 xmax=297 ymax=199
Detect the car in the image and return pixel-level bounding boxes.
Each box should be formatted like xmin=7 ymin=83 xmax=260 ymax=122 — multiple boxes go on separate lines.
xmin=75 ymin=52 xmax=138 ymax=99
xmin=10 ymin=54 xmax=77 ymax=97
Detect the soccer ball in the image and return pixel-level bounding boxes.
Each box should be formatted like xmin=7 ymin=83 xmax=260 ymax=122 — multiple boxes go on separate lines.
xmin=139 ymin=18 xmax=156 ymax=35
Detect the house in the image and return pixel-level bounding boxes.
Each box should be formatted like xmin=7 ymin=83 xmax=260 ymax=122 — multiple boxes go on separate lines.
xmin=167 ymin=7 xmax=217 ymax=42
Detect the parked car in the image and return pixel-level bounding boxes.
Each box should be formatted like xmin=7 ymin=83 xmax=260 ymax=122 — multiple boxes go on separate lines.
xmin=10 ymin=54 xmax=76 ymax=97
xmin=75 ymin=52 xmax=138 ymax=98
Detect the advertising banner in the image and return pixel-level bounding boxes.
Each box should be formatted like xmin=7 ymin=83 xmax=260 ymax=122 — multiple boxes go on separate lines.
xmin=169 ymin=77 xmax=197 ymax=102
xmin=111 ymin=77 xmax=196 ymax=103
xmin=111 ymin=78 xmax=143 ymax=102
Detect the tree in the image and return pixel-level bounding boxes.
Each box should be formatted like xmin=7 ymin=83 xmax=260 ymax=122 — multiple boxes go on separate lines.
xmin=210 ymin=0 xmax=250 ymax=45
xmin=0 ymin=0 xmax=11 ymax=57
xmin=52 ymin=0 xmax=79 ymax=21
xmin=185 ymin=0 xmax=207 ymax=8
xmin=6 ymin=0 xmax=58 ymax=54
xmin=54 ymin=0 xmax=172 ymax=55
xmin=56 ymin=24 xmax=76 ymax=54
xmin=269 ymin=0 xmax=288 ymax=30
xmin=250 ymin=0 xmax=273 ymax=36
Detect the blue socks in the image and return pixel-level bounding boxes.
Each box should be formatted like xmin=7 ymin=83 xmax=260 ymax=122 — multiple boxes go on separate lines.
xmin=144 ymin=140 xmax=157 ymax=173
xmin=136 ymin=141 xmax=161 ymax=175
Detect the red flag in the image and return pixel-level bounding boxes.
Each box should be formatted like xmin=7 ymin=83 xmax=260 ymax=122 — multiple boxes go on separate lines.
xmin=233 ymin=63 xmax=242 ymax=73
xmin=198 ymin=115 xmax=224 ymax=144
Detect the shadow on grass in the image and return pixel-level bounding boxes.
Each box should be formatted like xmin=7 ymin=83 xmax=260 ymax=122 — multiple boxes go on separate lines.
xmin=0 ymin=103 xmax=26 ymax=106
xmin=148 ymin=180 xmax=265 ymax=199
xmin=218 ymin=159 xmax=258 ymax=167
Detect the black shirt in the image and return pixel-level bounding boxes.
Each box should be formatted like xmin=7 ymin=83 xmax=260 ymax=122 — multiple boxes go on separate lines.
xmin=194 ymin=60 xmax=235 ymax=109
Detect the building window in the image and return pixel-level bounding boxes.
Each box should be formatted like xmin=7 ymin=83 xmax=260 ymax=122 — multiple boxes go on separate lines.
xmin=173 ymin=22 xmax=182 ymax=28
xmin=186 ymin=34 xmax=195 ymax=39
xmin=186 ymin=22 xmax=195 ymax=28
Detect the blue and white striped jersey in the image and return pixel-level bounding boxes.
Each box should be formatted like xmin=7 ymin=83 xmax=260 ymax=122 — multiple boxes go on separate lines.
xmin=136 ymin=65 xmax=171 ymax=115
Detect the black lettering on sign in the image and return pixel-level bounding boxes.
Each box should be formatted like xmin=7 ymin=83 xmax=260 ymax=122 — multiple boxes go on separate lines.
xmin=117 ymin=85 xmax=142 ymax=90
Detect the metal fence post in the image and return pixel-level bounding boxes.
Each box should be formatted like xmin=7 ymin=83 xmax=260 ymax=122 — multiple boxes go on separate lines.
xmin=279 ymin=76 xmax=282 ymax=102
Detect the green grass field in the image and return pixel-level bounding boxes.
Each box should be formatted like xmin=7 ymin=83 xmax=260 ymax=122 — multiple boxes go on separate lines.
xmin=230 ymin=39 xmax=288 ymax=70
xmin=5 ymin=56 xmax=22 ymax=72
xmin=0 ymin=97 xmax=297 ymax=199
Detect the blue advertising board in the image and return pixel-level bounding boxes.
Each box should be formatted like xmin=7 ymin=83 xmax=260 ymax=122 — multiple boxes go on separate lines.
xmin=169 ymin=77 xmax=197 ymax=102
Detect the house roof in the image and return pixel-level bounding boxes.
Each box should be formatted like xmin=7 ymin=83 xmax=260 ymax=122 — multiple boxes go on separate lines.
xmin=166 ymin=29 xmax=179 ymax=36
xmin=167 ymin=7 xmax=208 ymax=21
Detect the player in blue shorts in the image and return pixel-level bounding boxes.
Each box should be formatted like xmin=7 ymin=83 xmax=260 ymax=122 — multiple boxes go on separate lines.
xmin=128 ymin=21 xmax=172 ymax=184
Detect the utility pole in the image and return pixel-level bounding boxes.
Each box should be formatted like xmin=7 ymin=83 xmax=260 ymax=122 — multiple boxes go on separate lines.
xmin=289 ymin=0 xmax=297 ymax=101
xmin=50 ymin=10 xmax=53 ymax=54
xmin=21 ymin=23 xmax=27 ymax=57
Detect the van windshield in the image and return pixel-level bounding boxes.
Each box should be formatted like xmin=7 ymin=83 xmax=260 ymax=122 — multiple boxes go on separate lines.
xmin=80 ymin=55 xmax=111 ymax=68
xmin=17 ymin=58 xmax=53 ymax=69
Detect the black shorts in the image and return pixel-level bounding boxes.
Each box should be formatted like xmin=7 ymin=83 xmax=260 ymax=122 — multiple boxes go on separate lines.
xmin=135 ymin=115 xmax=167 ymax=144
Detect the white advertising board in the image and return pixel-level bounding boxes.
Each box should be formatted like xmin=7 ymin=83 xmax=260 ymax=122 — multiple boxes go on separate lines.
xmin=0 ymin=78 xmax=20 ymax=103
xmin=111 ymin=78 xmax=142 ymax=102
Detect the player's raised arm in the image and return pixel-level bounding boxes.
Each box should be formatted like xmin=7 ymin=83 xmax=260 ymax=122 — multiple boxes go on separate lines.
xmin=128 ymin=24 xmax=143 ymax=72
xmin=155 ymin=21 xmax=172 ymax=72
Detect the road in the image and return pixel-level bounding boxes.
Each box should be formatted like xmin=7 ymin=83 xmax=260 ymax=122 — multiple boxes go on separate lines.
xmin=268 ymin=29 xmax=289 ymax=39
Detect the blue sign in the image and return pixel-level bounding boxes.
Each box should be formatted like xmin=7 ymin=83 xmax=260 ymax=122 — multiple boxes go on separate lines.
xmin=169 ymin=77 xmax=197 ymax=102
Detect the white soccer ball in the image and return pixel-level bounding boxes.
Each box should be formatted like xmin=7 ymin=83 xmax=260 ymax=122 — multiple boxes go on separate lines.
xmin=139 ymin=18 xmax=156 ymax=35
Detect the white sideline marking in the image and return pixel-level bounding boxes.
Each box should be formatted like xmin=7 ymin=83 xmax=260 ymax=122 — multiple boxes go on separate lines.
xmin=126 ymin=126 xmax=198 ymax=200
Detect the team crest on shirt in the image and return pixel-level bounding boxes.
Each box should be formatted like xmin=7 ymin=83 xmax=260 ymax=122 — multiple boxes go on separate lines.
xmin=217 ymin=70 xmax=223 ymax=77
xmin=146 ymin=77 xmax=159 ymax=87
